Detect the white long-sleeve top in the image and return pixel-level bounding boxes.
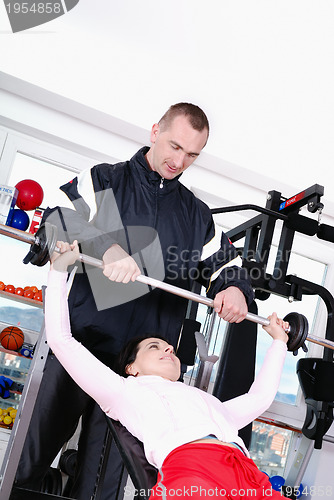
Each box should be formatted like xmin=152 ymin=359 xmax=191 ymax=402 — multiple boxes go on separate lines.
xmin=45 ymin=270 xmax=287 ymax=469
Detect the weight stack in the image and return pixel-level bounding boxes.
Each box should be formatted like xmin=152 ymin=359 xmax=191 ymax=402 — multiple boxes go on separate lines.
xmin=212 ymin=301 xmax=258 ymax=448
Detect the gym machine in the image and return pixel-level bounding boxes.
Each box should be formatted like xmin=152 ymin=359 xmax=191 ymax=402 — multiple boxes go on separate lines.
xmin=210 ymin=184 xmax=334 ymax=453
xmin=213 ymin=184 xmax=334 ymax=357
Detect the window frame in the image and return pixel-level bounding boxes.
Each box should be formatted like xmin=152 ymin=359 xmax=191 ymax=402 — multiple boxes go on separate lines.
xmin=0 ymin=128 xmax=102 ymax=186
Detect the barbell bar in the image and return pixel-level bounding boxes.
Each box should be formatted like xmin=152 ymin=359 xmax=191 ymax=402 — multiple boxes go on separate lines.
xmin=1 ymin=222 xmax=334 ymax=354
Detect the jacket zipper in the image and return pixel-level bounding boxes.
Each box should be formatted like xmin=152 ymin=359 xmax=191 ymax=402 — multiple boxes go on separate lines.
xmin=154 ymin=177 xmax=164 ymax=228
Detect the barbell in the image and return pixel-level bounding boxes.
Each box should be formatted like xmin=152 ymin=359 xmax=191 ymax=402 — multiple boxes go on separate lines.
xmin=1 ymin=222 xmax=333 ymax=355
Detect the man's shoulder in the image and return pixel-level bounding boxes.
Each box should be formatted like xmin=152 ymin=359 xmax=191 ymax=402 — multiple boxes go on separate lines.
xmin=93 ymin=160 xmax=129 ymax=173
xmin=179 ymin=183 xmax=211 ymax=215
xmin=92 ymin=146 xmax=148 ymax=179
xmin=90 ymin=160 xmax=130 ymax=184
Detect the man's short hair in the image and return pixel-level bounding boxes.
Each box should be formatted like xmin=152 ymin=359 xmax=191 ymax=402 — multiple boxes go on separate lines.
xmin=158 ymin=103 xmax=209 ymax=136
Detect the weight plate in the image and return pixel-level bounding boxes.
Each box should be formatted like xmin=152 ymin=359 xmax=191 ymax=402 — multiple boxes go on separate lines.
xmin=296 ymin=314 xmax=309 ymax=355
xmin=284 ymin=312 xmax=309 ymax=353
xmin=300 ymin=314 xmax=309 ymax=348
xmin=23 ymin=223 xmax=58 ymax=267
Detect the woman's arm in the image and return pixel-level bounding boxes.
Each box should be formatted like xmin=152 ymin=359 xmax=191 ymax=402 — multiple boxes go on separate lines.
xmin=221 ymin=314 xmax=288 ymax=429
xmin=45 ymin=264 xmax=125 ymax=414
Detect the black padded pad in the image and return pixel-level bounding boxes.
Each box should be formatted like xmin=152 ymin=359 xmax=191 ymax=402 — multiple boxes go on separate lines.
xmin=105 ymin=418 xmax=158 ymax=498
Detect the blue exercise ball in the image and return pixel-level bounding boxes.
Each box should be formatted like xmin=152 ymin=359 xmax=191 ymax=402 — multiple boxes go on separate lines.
xmin=269 ymin=475 xmax=285 ymax=491
xmin=9 ymin=209 xmax=30 ymax=231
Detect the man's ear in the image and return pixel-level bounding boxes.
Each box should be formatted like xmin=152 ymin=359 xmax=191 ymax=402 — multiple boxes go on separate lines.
xmin=150 ymin=123 xmax=160 ymax=144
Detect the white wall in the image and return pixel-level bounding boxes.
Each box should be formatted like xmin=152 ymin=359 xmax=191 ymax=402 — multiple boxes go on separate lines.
xmin=1 ymin=1 xmax=334 ymax=204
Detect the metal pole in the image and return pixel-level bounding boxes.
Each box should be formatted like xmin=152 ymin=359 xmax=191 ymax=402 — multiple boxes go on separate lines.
xmin=0 ymin=224 xmax=35 ymax=244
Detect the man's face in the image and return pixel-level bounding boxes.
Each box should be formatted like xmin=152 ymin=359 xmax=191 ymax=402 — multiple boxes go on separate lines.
xmin=146 ymin=115 xmax=208 ymax=180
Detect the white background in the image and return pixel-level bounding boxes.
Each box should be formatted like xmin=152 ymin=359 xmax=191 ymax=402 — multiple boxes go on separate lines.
xmin=0 ymin=0 xmax=334 ymax=204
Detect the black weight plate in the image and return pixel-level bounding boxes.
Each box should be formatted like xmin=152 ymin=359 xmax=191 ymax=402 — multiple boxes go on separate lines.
xmin=59 ymin=448 xmax=77 ymax=477
xmin=300 ymin=314 xmax=309 ymax=348
xmin=295 ymin=314 xmax=309 ymax=355
xmin=22 ymin=223 xmax=57 ymax=267
xmin=284 ymin=312 xmax=308 ymax=353
xmin=284 ymin=312 xmax=299 ymax=351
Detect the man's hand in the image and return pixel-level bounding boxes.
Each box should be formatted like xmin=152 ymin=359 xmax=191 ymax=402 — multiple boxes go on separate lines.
xmin=102 ymin=244 xmax=141 ymax=283
xmin=213 ymin=286 xmax=248 ymax=323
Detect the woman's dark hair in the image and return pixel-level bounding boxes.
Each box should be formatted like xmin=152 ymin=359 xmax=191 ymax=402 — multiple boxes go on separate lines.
xmin=115 ymin=334 xmax=170 ymax=377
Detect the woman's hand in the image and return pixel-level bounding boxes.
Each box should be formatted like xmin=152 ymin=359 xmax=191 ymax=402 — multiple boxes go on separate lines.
xmin=51 ymin=240 xmax=80 ymax=272
xmin=262 ymin=312 xmax=289 ymax=344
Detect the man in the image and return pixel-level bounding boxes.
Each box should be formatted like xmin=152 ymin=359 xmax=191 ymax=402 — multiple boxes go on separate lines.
xmin=16 ymin=103 xmax=254 ymax=499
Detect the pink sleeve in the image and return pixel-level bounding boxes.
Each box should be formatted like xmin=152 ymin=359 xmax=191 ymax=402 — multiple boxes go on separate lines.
xmin=222 ymin=339 xmax=287 ymax=429
xmin=45 ymin=269 xmax=125 ymax=415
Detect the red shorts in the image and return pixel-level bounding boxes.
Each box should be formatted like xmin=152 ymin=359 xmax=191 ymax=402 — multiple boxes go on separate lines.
xmin=149 ymin=443 xmax=284 ymax=499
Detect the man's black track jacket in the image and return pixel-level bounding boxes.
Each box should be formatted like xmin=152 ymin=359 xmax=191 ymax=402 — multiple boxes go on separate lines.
xmin=45 ymin=147 xmax=254 ymax=365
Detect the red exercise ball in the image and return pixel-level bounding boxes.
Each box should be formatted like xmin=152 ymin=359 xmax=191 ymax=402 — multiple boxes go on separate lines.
xmin=15 ymin=179 xmax=44 ymax=211
xmin=0 ymin=326 xmax=25 ymax=351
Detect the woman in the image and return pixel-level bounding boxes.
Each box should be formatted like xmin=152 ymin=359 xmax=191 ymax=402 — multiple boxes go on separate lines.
xmin=46 ymin=241 xmax=289 ymax=499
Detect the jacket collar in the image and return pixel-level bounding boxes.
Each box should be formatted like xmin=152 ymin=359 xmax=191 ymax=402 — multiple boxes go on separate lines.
xmin=131 ymin=147 xmax=182 ymax=193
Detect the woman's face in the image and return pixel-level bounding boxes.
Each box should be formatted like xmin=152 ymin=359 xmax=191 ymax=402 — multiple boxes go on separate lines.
xmin=126 ymin=337 xmax=181 ymax=381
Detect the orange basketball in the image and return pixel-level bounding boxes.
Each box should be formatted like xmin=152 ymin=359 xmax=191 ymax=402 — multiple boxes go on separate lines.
xmin=0 ymin=326 xmax=24 ymax=351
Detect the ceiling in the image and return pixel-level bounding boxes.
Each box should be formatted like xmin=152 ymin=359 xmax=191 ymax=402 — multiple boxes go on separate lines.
xmin=1 ymin=0 xmax=334 ymax=207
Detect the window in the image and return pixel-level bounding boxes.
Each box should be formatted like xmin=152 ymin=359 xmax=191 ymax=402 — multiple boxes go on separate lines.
xmin=0 ymin=140 xmax=93 ymax=335
xmin=249 ymin=420 xmax=298 ymax=478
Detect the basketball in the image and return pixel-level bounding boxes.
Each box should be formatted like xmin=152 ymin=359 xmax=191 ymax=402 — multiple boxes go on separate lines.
xmin=0 ymin=326 xmax=25 ymax=351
